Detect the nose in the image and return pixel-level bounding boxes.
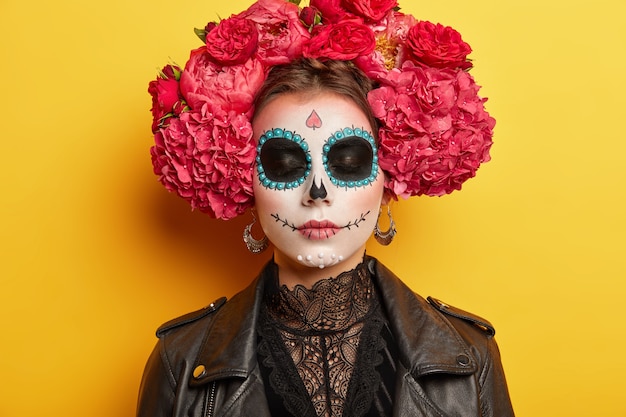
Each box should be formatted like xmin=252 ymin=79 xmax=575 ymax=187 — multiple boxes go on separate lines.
xmin=303 ymin=175 xmax=332 ymax=205
xmin=309 ymin=176 xmax=327 ymax=199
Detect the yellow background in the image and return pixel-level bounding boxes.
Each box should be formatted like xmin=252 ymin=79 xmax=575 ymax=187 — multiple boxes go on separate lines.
xmin=1 ymin=0 xmax=624 ymax=415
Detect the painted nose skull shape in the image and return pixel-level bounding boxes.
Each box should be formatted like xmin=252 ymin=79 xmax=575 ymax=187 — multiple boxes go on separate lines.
xmin=309 ymin=176 xmax=328 ymax=200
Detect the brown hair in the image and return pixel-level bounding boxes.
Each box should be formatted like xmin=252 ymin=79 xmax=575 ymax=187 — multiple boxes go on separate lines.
xmin=254 ymin=58 xmax=379 ymax=140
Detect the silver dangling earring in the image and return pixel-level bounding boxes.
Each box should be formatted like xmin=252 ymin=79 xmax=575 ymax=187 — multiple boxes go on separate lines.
xmin=243 ymin=211 xmax=269 ymax=253
xmin=374 ymin=206 xmax=397 ymax=246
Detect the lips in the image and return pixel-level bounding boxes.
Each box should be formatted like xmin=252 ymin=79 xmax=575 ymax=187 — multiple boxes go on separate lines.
xmin=297 ymin=220 xmax=341 ymax=240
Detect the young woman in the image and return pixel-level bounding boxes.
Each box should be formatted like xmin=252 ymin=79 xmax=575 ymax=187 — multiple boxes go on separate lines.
xmin=139 ymin=1 xmax=513 ymax=416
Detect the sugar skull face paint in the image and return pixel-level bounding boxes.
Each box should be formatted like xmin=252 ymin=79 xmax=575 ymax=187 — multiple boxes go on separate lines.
xmin=252 ymin=93 xmax=385 ymax=278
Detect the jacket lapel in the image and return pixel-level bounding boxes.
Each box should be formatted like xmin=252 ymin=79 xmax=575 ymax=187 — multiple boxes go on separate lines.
xmin=188 ymin=263 xmax=274 ymax=387
xmin=369 ymin=259 xmax=477 ymax=377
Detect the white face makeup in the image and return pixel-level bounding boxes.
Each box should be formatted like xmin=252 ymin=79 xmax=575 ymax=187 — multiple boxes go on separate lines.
xmin=252 ymin=93 xmax=385 ymax=280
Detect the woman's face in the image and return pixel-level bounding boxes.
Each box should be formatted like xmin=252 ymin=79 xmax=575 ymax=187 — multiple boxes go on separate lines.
xmin=252 ymin=92 xmax=385 ymax=277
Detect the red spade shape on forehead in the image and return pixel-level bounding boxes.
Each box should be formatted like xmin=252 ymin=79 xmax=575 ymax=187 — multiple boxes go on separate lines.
xmin=306 ymin=110 xmax=322 ymax=130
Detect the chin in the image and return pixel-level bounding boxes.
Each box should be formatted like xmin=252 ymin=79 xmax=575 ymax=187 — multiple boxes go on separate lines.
xmin=295 ymin=252 xmax=346 ymax=269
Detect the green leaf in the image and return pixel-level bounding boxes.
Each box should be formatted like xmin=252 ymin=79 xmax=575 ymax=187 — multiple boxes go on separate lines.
xmin=194 ymin=27 xmax=207 ymax=43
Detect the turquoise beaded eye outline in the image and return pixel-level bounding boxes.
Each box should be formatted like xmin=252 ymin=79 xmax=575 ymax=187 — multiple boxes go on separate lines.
xmin=256 ymin=128 xmax=311 ymax=190
xmin=323 ymin=127 xmax=379 ymax=188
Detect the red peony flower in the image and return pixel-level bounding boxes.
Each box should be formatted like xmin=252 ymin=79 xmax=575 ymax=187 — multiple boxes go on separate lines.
xmin=204 ymin=21 xmax=218 ymax=35
xmin=304 ymin=19 xmax=376 ymax=60
xmin=205 ymin=16 xmax=258 ymax=66
xmin=179 ymin=47 xmax=267 ymax=115
xmin=310 ymin=0 xmax=350 ymax=23
xmin=148 ymin=64 xmax=183 ymax=132
xmin=148 ymin=0 xmax=495 ymax=219
xmin=406 ymin=20 xmax=473 ymax=70
xmin=341 ymin=0 xmax=398 ymax=22
xmin=299 ymin=6 xmax=321 ymax=29
xmin=240 ymin=0 xmax=311 ymax=66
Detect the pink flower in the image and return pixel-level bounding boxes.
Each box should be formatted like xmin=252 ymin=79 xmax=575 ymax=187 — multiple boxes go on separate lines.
xmin=354 ymin=11 xmax=416 ymax=80
xmin=148 ymin=0 xmax=494 ymax=219
xmin=180 ymin=47 xmax=267 ymax=115
xmin=369 ymin=82 xmax=423 ymax=139
xmin=205 ymin=16 xmax=258 ymax=65
xmin=341 ymin=0 xmax=398 ymax=22
xmin=304 ymin=20 xmax=376 ymax=60
xmin=188 ymin=107 xmax=256 ymax=219
xmin=406 ymin=20 xmax=473 ymax=70
xmin=370 ymin=64 xmax=493 ymax=198
xmin=151 ymin=118 xmax=194 ymax=195
xmin=151 ymin=104 xmax=256 ymax=220
xmin=240 ymin=0 xmax=311 ymax=66
xmin=148 ymin=64 xmax=183 ymax=132
xmin=377 ymin=130 xmax=431 ymax=198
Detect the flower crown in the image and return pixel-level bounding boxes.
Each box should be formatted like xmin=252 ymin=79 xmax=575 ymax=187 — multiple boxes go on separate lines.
xmin=149 ymin=0 xmax=495 ymax=220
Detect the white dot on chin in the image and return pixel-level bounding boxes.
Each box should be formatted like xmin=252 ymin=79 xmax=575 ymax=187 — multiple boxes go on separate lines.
xmin=297 ymin=255 xmax=303 ymax=261
xmin=317 ymin=252 xmax=324 ymax=258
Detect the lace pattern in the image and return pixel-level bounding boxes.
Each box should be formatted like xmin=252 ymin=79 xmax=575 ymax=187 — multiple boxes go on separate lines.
xmin=269 ymin=262 xmax=373 ymax=333
xmin=258 ymin=261 xmax=391 ymax=417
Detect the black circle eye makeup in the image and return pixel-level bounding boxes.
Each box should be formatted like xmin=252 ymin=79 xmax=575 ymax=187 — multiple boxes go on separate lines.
xmin=256 ymin=128 xmax=311 ymax=190
xmin=323 ymin=128 xmax=378 ymax=188
xmin=325 ymin=137 xmax=374 ymax=183
xmin=256 ymin=127 xmax=378 ymax=190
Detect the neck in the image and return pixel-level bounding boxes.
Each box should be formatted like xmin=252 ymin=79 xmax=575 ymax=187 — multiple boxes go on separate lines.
xmin=274 ymin=248 xmax=367 ymax=290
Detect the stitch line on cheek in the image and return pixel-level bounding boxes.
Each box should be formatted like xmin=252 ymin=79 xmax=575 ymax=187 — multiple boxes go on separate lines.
xmin=269 ymin=211 xmax=371 ymax=232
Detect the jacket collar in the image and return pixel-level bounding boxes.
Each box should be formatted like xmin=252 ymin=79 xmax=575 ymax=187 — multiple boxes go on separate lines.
xmin=190 ymin=257 xmax=475 ymax=386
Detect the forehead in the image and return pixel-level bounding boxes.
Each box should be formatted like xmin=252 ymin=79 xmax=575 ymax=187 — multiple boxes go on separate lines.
xmin=252 ymin=92 xmax=372 ymax=144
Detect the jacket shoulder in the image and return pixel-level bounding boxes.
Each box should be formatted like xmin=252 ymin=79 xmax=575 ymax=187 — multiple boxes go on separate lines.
xmin=427 ymin=296 xmax=495 ymax=337
xmin=156 ymin=296 xmax=227 ymax=338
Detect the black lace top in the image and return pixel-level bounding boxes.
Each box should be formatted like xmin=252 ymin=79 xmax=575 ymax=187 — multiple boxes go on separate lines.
xmin=257 ymin=261 xmax=398 ymax=417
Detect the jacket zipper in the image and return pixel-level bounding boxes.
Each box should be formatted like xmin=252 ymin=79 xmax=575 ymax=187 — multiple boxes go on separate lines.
xmin=205 ymin=381 xmax=217 ymax=417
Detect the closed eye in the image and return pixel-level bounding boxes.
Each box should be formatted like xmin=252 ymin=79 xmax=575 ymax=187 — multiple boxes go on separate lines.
xmin=326 ymin=137 xmax=373 ymax=182
xmin=259 ymin=138 xmax=308 ymax=183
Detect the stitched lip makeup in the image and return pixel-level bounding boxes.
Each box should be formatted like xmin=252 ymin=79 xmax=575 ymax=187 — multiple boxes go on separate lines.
xmin=297 ymin=220 xmax=341 ymax=240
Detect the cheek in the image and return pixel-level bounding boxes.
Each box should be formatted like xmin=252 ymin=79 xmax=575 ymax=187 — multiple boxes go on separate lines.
xmin=347 ymin=175 xmax=385 ymax=210
xmin=253 ymin=183 xmax=298 ymax=222
xmin=253 ymin=190 xmax=280 ymax=238
xmin=351 ymin=188 xmax=382 ymax=208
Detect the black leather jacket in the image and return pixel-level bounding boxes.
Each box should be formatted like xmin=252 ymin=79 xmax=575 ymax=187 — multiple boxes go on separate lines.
xmin=137 ymin=257 xmax=514 ymax=417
